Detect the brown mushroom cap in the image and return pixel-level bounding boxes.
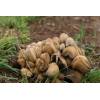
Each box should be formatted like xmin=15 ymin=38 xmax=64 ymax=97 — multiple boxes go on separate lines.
xmin=27 ymin=61 xmax=35 ymax=72
xmin=27 ymin=42 xmax=36 ymax=48
xmin=65 ymin=37 xmax=77 ymax=47
xmin=65 ymin=58 xmax=72 ymax=67
xmin=65 ymin=70 xmax=83 ymax=83
xmin=62 ymin=46 xmax=84 ymax=60
xmin=33 ymin=46 xmax=42 ymax=58
xmin=28 ymin=61 xmax=35 ymax=67
xmin=21 ymin=68 xmax=33 ymax=77
xmin=36 ymin=58 xmax=48 ymax=72
xmin=46 ymin=63 xmax=59 ymax=78
xmin=71 ymin=55 xmax=91 ymax=74
xmin=37 ymin=41 xmax=43 ymax=47
xmin=18 ymin=49 xmax=26 ymax=59
xmin=52 ymin=37 xmax=60 ymax=49
xmin=40 ymin=53 xmax=50 ymax=65
xmin=25 ymin=47 xmax=37 ymax=62
xmin=59 ymin=33 xmax=69 ymax=43
xmin=59 ymin=43 xmax=65 ymax=51
xmin=32 ymin=67 xmax=39 ymax=75
xmin=42 ymin=38 xmax=57 ymax=54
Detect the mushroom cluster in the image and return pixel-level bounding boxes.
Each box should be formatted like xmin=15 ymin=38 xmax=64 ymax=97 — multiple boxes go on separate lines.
xmin=17 ymin=33 xmax=91 ymax=83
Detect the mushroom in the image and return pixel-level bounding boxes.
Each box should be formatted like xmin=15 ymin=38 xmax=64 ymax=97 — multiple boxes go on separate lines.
xmin=18 ymin=33 xmax=90 ymax=83
xmin=28 ymin=61 xmax=35 ymax=68
xmin=17 ymin=58 xmax=26 ymax=67
xmin=62 ymin=46 xmax=83 ymax=60
xmin=18 ymin=49 xmax=26 ymax=59
xmin=59 ymin=33 xmax=69 ymax=43
xmin=26 ymin=42 xmax=36 ymax=48
xmin=33 ymin=46 xmax=42 ymax=58
xmin=52 ymin=37 xmax=60 ymax=49
xmin=26 ymin=61 xmax=35 ymax=73
xmin=36 ymin=74 xmax=44 ymax=83
xmin=59 ymin=56 xmax=68 ymax=67
xmin=17 ymin=49 xmax=26 ymax=67
xmin=46 ymin=63 xmax=59 ymax=78
xmin=32 ymin=67 xmax=39 ymax=75
xmin=42 ymin=38 xmax=58 ymax=54
xmin=65 ymin=58 xmax=72 ymax=67
xmin=21 ymin=68 xmax=33 ymax=77
xmin=65 ymin=70 xmax=82 ymax=83
xmin=37 ymin=41 xmax=44 ymax=49
xmin=51 ymin=51 xmax=68 ymax=68
xmin=71 ymin=55 xmax=91 ymax=74
xmin=36 ymin=58 xmax=47 ymax=72
xmin=40 ymin=53 xmax=50 ymax=65
xmin=65 ymin=37 xmax=77 ymax=47
xmin=59 ymin=43 xmax=65 ymax=52
xmin=25 ymin=46 xmax=37 ymax=62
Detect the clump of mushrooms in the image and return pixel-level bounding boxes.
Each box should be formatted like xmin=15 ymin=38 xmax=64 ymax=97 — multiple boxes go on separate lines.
xmin=17 ymin=33 xmax=91 ymax=83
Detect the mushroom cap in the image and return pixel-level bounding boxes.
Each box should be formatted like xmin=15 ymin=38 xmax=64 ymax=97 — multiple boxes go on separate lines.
xmin=58 ymin=56 xmax=68 ymax=68
xmin=62 ymin=46 xmax=83 ymax=60
xmin=33 ymin=46 xmax=42 ymax=58
xmin=25 ymin=47 xmax=37 ymax=62
xmin=28 ymin=61 xmax=35 ymax=68
xmin=37 ymin=41 xmax=43 ymax=46
xmin=32 ymin=67 xmax=39 ymax=75
xmin=52 ymin=37 xmax=60 ymax=49
xmin=18 ymin=49 xmax=26 ymax=59
xmin=65 ymin=70 xmax=82 ymax=83
xmin=42 ymin=38 xmax=57 ymax=54
xmin=59 ymin=33 xmax=69 ymax=43
xmin=17 ymin=58 xmax=26 ymax=67
xmin=59 ymin=43 xmax=65 ymax=51
xmin=27 ymin=42 xmax=36 ymax=48
xmin=36 ymin=58 xmax=48 ymax=72
xmin=65 ymin=58 xmax=72 ymax=67
xmin=21 ymin=68 xmax=32 ymax=77
xmin=40 ymin=53 xmax=50 ymax=65
xmin=65 ymin=37 xmax=77 ymax=47
xmin=46 ymin=63 xmax=59 ymax=77
xmin=71 ymin=55 xmax=91 ymax=74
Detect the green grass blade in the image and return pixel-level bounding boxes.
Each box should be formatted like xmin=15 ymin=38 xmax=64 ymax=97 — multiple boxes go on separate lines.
xmin=0 ymin=62 xmax=19 ymax=73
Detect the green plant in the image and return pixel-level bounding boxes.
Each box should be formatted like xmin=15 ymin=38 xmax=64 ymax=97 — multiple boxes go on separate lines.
xmin=0 ymin=62 xmax=19 ymax=73
xmin=0 ymin=16 xmax=41 ymax=43
xmin=82 ymin=69 xmax=100 ymax=83
xmin=75 ymin=24 xmax=85 ymax=42
xmin=0 ymin=36 xmax=17 ymax=61
xmin=0 ymin=17 xmax=17 ymax=28
xmin=0 ymin=74 xmax=18 ymax=81
xmin=19 ymin=76 xmax=28 ymax=83
xmin=92 ymin=31 xmax=96 ymax=37
xmin=0 ymin=16 xmax=38 ymax=30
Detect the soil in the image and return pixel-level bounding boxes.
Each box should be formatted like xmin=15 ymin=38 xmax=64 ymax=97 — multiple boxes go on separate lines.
xmin=29 ymin=17 xmax=99 ymax=44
